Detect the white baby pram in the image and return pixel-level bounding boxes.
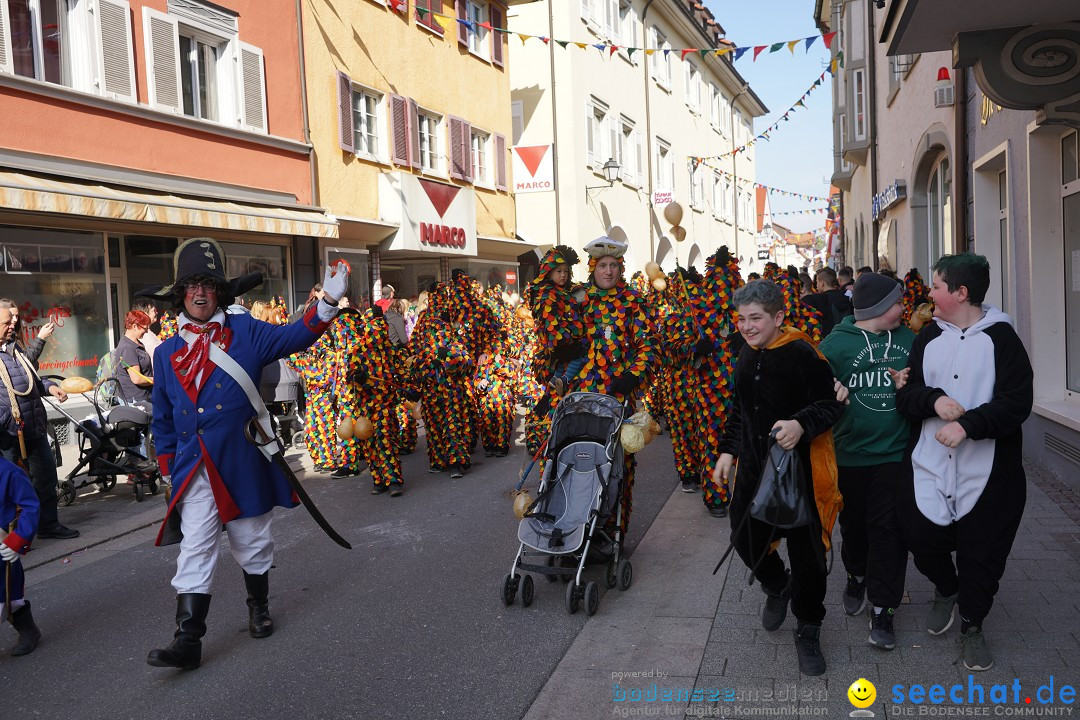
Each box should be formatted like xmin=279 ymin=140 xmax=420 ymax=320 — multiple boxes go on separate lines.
xmin=503 ymin=392 xmax=632 ymax=616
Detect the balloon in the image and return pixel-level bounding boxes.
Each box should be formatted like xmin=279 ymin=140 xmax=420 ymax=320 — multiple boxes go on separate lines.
xmin=671 ymin=226 xmax=687 ymax=243
xmin=354 ymin=416 xmax=374 ymax=440
xmin=663 ymin=202 xmax=684 ymax=226
xmin=651 ymin=277 xmax=668 ymax=292
xmin=644 ymin=261 xmax=662 ymax=280
xmin=337 ymin=418 xmax=354 ymax=440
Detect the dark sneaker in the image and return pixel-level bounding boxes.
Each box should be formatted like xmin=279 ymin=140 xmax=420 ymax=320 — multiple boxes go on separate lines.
xmin=793 ymin=623 xmax=826 ymax=676
xmin=429 ymin=466 xmax=445 ymax=474
xmin=449 ymin=467 xmax=464 ymax=479
xmin=37 ymin=525 xmax=79 ymax=540
xmin=484 ymin=449 xmax=495 ymax=458
xmin=927 ymin=589 xmax=958 ymax=635
xmin=680 ymin=478 xmax=697 ymax=493
xmin=843 ymin=573 xmax=867 ymax=616
xmin=869 ymin=608 xmax=896 ymax=650
xmin=370 ymin=485 xmax=388 ymax=495
xmin=330 ymin=467 xmax=355 ymax=478
xmin=762 ymin=574 xmax=791 ymax=631
xmin=707 ymin=505 xmax=728 ymax=518
xmin=389 ymin=485 xmax=404 ymax=497
xmin=959 ymin=626 xmax=994 ymax=671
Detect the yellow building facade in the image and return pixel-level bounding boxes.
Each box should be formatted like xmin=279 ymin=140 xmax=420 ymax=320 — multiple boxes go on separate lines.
xmin=302 ymin=0 xmax=532 ymax=303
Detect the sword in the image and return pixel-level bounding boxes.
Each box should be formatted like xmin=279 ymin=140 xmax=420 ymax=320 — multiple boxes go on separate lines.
xmin=244 ymin=419 xmax=352 ymax=550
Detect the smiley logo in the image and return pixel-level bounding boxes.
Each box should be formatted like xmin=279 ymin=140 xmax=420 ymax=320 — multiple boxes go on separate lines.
xmin=847 ymin=678 xmax=876 ymax=709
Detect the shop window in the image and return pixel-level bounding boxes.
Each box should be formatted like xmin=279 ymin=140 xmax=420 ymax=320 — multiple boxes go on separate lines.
xmin=927 ymin=155 xmax=952 ymax=263
xmin=0 ymin=226 xmax=108 ymax=382
xmin=1062 ymin=130 xmax=1080 ymax=392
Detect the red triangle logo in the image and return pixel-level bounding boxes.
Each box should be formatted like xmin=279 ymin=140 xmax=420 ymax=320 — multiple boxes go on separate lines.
xmin=418 ymin=179 xmax=461 ymax=218
xmin=515 ymin=145 xmax=549 ymax=178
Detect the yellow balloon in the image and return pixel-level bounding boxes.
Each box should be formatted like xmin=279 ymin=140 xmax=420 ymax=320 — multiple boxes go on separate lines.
xmin=671 ymin=226 xmax=687 ymax=243
xmin=644 ymin=261 xmax=662 ymax=280
xmin=354 ymin=416 xmax=374 ymax=440
xmin=336 ymin=418 xmax=354 ymax=440
xmin=662 ymin=202 xmax=684 ymax=226
xmin=651 ymin=277 xmax=668 ymax=292
xmin=847 ymin=679 xmax=876 ymax=709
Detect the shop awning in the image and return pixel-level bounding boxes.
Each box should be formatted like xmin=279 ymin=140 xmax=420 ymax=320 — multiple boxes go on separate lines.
xmin=0 ymin=171 xmax=338 ymax=238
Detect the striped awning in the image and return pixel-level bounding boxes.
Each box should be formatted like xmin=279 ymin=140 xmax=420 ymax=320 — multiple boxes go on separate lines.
xmin=0 ymin=170 xmax=338 ymax=238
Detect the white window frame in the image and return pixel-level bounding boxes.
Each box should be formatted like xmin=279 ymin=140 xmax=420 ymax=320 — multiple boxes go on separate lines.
xmin=709 ymin=83 xmax=720 ymax=129
xmin=650 ymin=26 xmax=670 ymax=90
xmin=470 ymin=127 xmax=491 ymax=187
xmin=586 ymin=96 xmax=609 ymax=169
xmin=684 ymin=60 xmax=699 ymax=112
xmin=416 ymin=107 xmax=444 ymax=176
xmin=853 ymin=68 xmax=867 ymax=141
xmin=465 ymin=1 xmax=488 ymax=60
xmin=4 ymin=0 xmax=69 ymax=85
xmin=602 ymin=0 xmax=618 ymax=42
xmin=654 ymin=137 xmax=672 ymax=192
xmin=618 ymin=117 xmax=638 ymax=187
xmin=839 ymin=114 xmax=852 ymax=172
xmin=619 ymin=3 xmax=638 ymax=64
xmin=511 ymin=99 xmax=524 ymax=145
xmin=350 ymin=82 xmax=387 ymax=164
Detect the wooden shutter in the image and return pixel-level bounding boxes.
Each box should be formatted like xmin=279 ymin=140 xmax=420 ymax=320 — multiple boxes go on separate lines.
xmin=390 ymin=94 xmax=410 ymax=166
xmin=142 ymin=7 xmax=181 ymax=112
xmin=456 ymin=0 xmax=468 ymax=48
xmin=238 ymin=42 xmax=267 ymax=133
xmin=337 ymin=71 xmax=354 ymax=153
xmin=461 ymin=120 xmax=473 ymax=182
xmin=489 ymin=6 xmax=503 ymax=67
xmin=449 ymin=117 xmax=465 ymax=180
xmin=407 ymin=98 xmax=420 ymax=169
xmin=0 ymin=0 xmax=12 ymax=75
xmin=494 ymin=132 xmax=507 ymax=191
xmin=96 ymin=0 xmax=136 ymax=100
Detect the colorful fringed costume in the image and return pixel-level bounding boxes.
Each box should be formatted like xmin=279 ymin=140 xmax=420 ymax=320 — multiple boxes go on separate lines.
xmin=289 ymin=332 xmax=337 ymax=470
xmin=764 ymin=263 xmax=825 ymax=344
xmin=328 ymin=310 xmax=364 ymax=473
xmin=901 ymin=268 xmax=930 ymax=327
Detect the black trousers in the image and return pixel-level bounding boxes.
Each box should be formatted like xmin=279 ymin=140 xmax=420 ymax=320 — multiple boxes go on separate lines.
xmin=895 ymin=467 xmax=1024 ymax=627
xmin=0 ymin=433 xmax=61 ymax=531
xmin=837 ymin=462 xmax=908 ymax=609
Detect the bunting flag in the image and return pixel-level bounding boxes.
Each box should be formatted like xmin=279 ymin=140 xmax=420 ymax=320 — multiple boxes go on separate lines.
xmin=690 ymin=69 xmax=828 ymax=162
xmin=768 ymin=207 xmax=832 ymax=217
xmin=410 ymin=7 xmax=839 ymax=64
xmin=701 ymin=168 xmax=830 ymax=203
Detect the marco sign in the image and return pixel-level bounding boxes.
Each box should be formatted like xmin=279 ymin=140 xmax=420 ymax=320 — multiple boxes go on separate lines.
xmin=512 ymin=144 xmax=555 ymax=194
xmin=378 ymin=172 xmax=477 ymax=255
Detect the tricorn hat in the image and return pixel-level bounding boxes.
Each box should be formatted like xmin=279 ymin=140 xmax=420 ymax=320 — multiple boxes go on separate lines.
xmin=136 ymin=237 xmax=262 ymax=300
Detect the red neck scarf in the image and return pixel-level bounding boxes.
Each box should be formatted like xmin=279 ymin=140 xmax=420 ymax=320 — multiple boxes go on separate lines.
xmin=177 ymin=322 xmax=222 ymax=394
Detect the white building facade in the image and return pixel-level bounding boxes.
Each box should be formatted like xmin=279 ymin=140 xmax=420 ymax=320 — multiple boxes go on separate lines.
xmin=508 ymin=0 xmax=767 ymax=283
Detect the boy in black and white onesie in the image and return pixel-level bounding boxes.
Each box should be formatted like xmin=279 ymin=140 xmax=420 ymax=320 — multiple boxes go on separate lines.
xmin=895 ymin=253 xmax=1033 ymax=672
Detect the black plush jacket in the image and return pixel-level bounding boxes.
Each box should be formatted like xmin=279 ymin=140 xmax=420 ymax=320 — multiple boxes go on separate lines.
xmin=0 ymin=346 xmax=55 ymax=440
xmin=719 ymin=336 xmax=845 ymax=521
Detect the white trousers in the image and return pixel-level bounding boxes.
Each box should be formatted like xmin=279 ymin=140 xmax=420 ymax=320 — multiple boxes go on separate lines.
xmin=171 ymin=466 xmax=274 ymax=594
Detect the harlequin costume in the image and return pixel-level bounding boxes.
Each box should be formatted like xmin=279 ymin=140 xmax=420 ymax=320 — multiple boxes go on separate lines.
xmin=640 ymin=274 xmax=674 ymax=429
xmin=763 ymin=263 xmax=825 ymax=344
xmin=348 ymin=307 xmax=410 ymax=494
xmin=1 ymin=457 xmax=41 ymax=656
xmin=901 ymin=268 xmax=930 ymax=328
xmin=689 ymin=248 xmax=743 ymax=512
xmin=141 ymin=237 xmax=346 ymax=670
xmin=327 ymin=309 xmax=364 ymax=475
xmin=290 ymin=333 xmax=338 ymax=470
xmin=576 ymin=236 xmax=658 ymax=537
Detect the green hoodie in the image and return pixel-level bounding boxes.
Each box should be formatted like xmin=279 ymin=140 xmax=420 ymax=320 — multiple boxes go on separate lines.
xmin=818 ymin=316 xmax=915 ymax=466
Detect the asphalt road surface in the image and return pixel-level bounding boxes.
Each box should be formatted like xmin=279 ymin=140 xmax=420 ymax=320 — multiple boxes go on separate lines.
xmin=2 ymin=430 xmax=683 ymax=720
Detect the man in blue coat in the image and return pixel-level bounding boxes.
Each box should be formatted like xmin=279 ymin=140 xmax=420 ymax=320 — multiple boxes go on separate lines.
xmin=143 ymin=237 xmax=349 ymax=670
xmin=2 ymin=456 xmax=40 ymax=656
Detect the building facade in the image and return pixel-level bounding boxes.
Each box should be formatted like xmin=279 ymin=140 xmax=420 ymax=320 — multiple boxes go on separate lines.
xmin=0 ymin=0 xmax=330 ymax=383
xmin=305 ymin=0 xmax=532 ymax=303
xmin=508 ymin=0 xmax=766 ymax=284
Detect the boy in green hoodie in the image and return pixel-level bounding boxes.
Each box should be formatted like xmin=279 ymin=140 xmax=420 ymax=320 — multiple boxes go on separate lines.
xmin=818 ymin=272 xmax=914 ymax=651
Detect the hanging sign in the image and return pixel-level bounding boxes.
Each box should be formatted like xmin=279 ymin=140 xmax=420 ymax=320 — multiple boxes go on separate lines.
xmin=512 ymin=145 xmax=555 ymax=194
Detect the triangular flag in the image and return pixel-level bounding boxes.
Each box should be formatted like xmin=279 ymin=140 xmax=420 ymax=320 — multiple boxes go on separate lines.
xmin=416 ymin=6 xmax=428 ymax=18
xmin=663 ymin=49 xmax=671 ymax=57
xmin=753 ymin=45 xmax=767 ymax=61
xmin=431 ymin=14 xmax=445 ymax=31
xmin=769 ymin=42 xmax=784 ymax=53
xmin=734 ymin=47 xmax=748 ymax=62
xmin=478 ymin=21 xmax=492 ymax=31
xmin=823 ymin=31 xmax=837 ymax=50
xmin=609 ymin=45 xmax=619 ymax=57
xmin=699 ymin=49 xmax=710 ymax=59
xmin=593 ymin=43 xmax=605 ymax=55
xmin=556 ymin=40 xmax=569 ymax=48
xmin=680 ymin=48 xmax=698 ymax=61
xmin=627 ymin=47 xmax=637 ymax=59
xmin=716 ymin=47 xmax=732 ymax=56
xmin=805 ymin=36 xmax=818 ymax=52
xmin=517 ymin=33 xmax=530 ymax=45
xmin=540 ymin=36 xmax=549 ymax=44
xmin=644 ymin=48 xmax=655 ymax=56
xmin=794 ymin=100 xmax=805 ymax=108
xmin=575 ymin=42 xmax=588 ymax=49
xmin=787 ymin=40 xmax=799 ymax=54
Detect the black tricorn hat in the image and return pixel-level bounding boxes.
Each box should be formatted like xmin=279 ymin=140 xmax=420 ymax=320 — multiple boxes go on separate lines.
xmin=135 ymin=237 xmax=262 ymax=300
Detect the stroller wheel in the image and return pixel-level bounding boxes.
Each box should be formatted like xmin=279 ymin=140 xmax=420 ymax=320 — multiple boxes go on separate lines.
xmin=133 ymin=481 xmax=145 ymax=502
xmin=58 ymin=480 xmax=77 ymax=507
xmin=617 ymin=558 xmax=633 ymax=591
xmin=98 ymin=476 xmax=117 ymax=492
xmin=544 ymin=556 xmax=559 ymax=583
xmin=564 ymin=581 xmax=579 ymax=615
xmin=521 ymin=575 xmax=534 ymax=607
xmin=584 ymin=581 xmax=600 ymax=616
xmin=605 ymin=561 xmax=618 ymax=589
xmin=291 ymin=431 xmax=306 ymax=449
xmin=148 ymin=475 xmax=160 ymax=495
xmin=501 ymin=573 xmax=518 ymax=606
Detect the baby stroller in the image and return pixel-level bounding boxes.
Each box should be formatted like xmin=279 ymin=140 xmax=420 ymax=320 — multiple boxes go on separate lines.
xmin=42 ymin=376 xmax=162 ymax=504
xmin=502 ymin=392 xmax=632 ymax=616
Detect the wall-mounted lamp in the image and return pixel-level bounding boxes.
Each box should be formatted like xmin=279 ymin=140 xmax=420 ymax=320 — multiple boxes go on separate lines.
xmin=586 ymin=158 xmax=621 ymax=198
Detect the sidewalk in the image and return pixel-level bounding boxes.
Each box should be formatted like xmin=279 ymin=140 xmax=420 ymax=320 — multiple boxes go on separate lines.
xmin=524 ymin=459 xmax=1080 ymax=719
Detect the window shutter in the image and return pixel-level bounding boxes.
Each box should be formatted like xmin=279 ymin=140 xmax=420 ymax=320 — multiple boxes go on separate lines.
xmin=635 ymin=131 xmax=643 ymax=186
xmin=585 ymin=103 xmax=594 ymax=164
xmin=96 ymin=0 xmax=136 ymax=100
xmin=448 ymin=117 xmax=464 ymax=180
xmin=494 ymin=132 xmax=507 ymax=191
xmin=238 ymin=42 xmax=267 ymax=133
xmin=390 ymin=94 xmax=410 ymax=166
xmin=0 ymin=0 xmax=11 ymax=75
xmin=142 ymin=8 xmax=181 ymax=112
xmin=461 ymin=120 xmax=473 ymax=182
xmin=489 ymin=6 xmax=504 ymax=67
xmin=407 ymin=98 xmax=420 ymax=170
xmin=456 ymin=0 xmax=468 ymax=48
xmin=337 ymin=71 xmax=354 ymax=153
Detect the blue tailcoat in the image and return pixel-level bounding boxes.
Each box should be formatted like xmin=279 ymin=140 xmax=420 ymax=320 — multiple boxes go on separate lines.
xmin=152 ymin=305 xmax=330 ymax=546
xmin=1 ymin=457 xmax=39 ymax=602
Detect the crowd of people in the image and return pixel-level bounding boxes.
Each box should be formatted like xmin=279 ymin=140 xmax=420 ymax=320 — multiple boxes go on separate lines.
xmin=0 ymin=238 xmax=1032 ymax=683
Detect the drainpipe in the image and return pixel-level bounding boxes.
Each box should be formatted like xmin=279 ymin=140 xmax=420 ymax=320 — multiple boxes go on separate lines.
xmin=546 ymin=0 xmax=562 ymax=245
xmin=954 ymin=68 xmax=968 ymax=253
xmin=642 ymin=0 xmax=657 ymax=262
xmin=296 ymin=0 xmax=316 ymax=208
xmin=867 ymin=0 xmax=880 ymax=270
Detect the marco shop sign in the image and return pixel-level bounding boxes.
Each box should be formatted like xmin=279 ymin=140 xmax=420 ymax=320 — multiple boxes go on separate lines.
xmin=378 ymin=172 xmax=477 ymax=255
xmin=512 ymin=145 xmax=555 ymax=194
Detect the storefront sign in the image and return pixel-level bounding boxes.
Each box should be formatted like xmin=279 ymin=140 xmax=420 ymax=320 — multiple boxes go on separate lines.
xmin=505 ymin=270 xmax=517 ymax=285
xmin=378 ymin=173 xmax=477 ymax=256
xmin=652 ymin=191 xmax=675 ymax=206
xmin=757 ymin=249 xmax=770 ymax=260
xmin=512 ymin=145 xmax=555 ymax=194
xmin=872 ymin=180 xmax=906 ymax=220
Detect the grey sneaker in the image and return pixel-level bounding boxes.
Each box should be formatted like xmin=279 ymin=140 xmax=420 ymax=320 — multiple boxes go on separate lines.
xmin=869 ymin=608 xmax=896 ymax=650
xmin=927 ymin=590 xmax=958 ymax=635
xmin=680 ymin=478 xmax=698 ymax=493
xmin=959 ymin=627 xmax=994 ymax=671
xmin=843 ymin=573 xmax=867 ymax=616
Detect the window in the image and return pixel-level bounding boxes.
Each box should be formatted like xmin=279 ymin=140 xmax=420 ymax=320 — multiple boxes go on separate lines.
xmin=619 ymin=3 xmax=638 ymax=62
xmin=1063 ymin=131 xmax=1080 ymax=391
xmin=415 ymin=0 xmax=443 ymax=35
xmin=350 ymin=85 xmax=384 ymax=160
xmin=927 ymin=155 xmax=952 ymax=263
xmin=471 ymin=128 xmax=490 ymax=185
xmin=734 ymin=109 xmax=745 ymax=143
xmin=711 ymin=173 xmax=722 ymax=216
xmin=586 ymin=97 xmax=609 ymax=166
xmin=684 ymin=60 xmax=699 ymax=111
xmin=511 ymin=100 xmax=523 ymax=145
xmin=709 ymin=84 xmax=720 ymax=128
xmin=619 ymin=118 xmax=637 ymax=186
xmin=417 ymin=109 xmax=443 ymax=174
xmin=719 ymin=92 xmax=730 ymax=136
xmin=179 ymin=33 xmax=218 ymax=121
xmin=839 ymin=114 xmax=852 ymax=172
xmin=465 ymin=1 xmax=487 ymax=58
xmin=650 ymin=26 xmax=670 ymax=88
xmin=722 ymin=179 xmax=731 ymax=221
xmin=602 ymin=0 xmax=618 ymax=41
xmin=997 ymin=168 xmax=1009 ymax=313
xmin=688 ymin=161 xmax=698 ymax=208
xmin=655 ymin=138 xmax=672 ymax=191
xmin=853 ymin=68 xmax=867 ymax=141
xmin=6 ymin=0 xmax=64 ymax=83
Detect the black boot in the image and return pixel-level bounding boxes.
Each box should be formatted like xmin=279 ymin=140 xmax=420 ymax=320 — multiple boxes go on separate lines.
xmin=243 ymin=571 xmax=274 ymax=639
xmin=9 ymin=602 xmax=42 ymax=656
xmin=147 ymin=593 xmax=211 ymax=669
xmin=761 ymin=572 xmax=791 ymax=631
xmin=793 ymin=622 xmax=827 ymax=676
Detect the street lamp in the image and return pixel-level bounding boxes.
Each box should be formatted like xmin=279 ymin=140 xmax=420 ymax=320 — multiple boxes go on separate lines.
xmin=586 ymin=158 xmax=622 ymax=198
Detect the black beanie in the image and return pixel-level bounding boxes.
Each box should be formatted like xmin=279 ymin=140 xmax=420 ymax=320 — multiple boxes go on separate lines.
xmin=852 ymin=273 xmax=903 ymax=320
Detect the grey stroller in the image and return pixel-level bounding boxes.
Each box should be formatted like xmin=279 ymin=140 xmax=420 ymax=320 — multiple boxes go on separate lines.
xmin=502 ymin=392 xmax=633 ymax=616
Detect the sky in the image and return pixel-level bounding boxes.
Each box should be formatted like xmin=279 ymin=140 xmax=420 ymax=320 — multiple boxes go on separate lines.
xmin=704 ymin=0 xmax=834 ymax=233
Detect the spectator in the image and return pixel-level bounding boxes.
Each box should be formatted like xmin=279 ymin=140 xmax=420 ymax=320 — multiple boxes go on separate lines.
xmin=895 ymin=253 xmax=1033 ymax=672
xmin=798 ymin=272 xmax=814 ymax=300
xmin=838 ymin=266 xmax=855 ymax=297
xmin=802 ymin=267 xmax=854 ymax=337
xmin=747 ymin=272 xmax=762 ymax=281
xmin=879 ymin=269 xmax=898 ymax=281
xmin=132 ymin=298 xmax=162 ymax=361
xmin=385 ymin=299 xmax=408 ymax=347
xmin=1 ymin=456 xmax=41 ymax=656
xmin=0 ymin=307 xmax=78 ymax=540
xmin=713 ymin=280 xmax=844 ymax=676
xmin=114 ymin=310 xmax=154 ymax=405
xmin=857 ymin=266 xmax=874 ymax=280
xmin=375 ymin=284 xmax=395 ymax=312
xmin=0 ymin=299 xmax=54 ymax=366
xmin=289 ymin=283 xmax=323 ymax=323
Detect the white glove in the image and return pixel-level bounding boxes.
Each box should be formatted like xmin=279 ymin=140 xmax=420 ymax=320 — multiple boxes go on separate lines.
xmin=0 ymin=542 xmax=18 ymax=563
xmin=321 ymin=261 xmax=351 ymax=306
